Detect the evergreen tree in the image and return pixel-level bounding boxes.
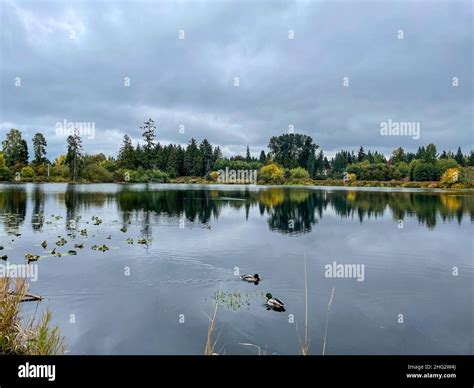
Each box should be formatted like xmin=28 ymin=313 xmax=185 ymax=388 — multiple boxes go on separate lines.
xmin=32 ymin=133 xmax=47 ymax=165
xmin=166 ymin=145 xmax=179 ymax=178
xmin=117 ymin=134 xmax=136 ymax=169
xmin=307 ymin=152 xmax=316 ymax=178
xmin=19 ymin=140 xmax=29 ymax=166
xmin=65 ymin=132 xmax=83 ymax=181
xmin=468 ymin=150 xmax=474 ymax=167
xmin=357 ymin=146 xmax=365 ymax=162
xmin=423 ymin=143 xmax=437 ymax=164
xmin=135 ymin=144 xmax=144 ymax=168
xmin=2 ymin=129 xmax=28 ymax=167
xmin=259 ymin=150 xmax=266 ymax=163
xmin=176 ymin=145 xmax=185 ymax=176
xmin=455 ymin=146 xmax=465 ymax=166
xmin=184 ymin=139 xmax=202 ymax=176
xmin=315 ymin=150 xmax=324 ymax=174
xmin=199 ymin=139 xmax=214 ymax=175
xmin=213 ymin=146 xmax=223 ymax=165
xmin=367 ymin=150 xmax=374 ymax=164
xmin=140 ymin=118 xmax=156 ymax=169
xmin=245 ymin=146 xmax=251 ymax=162
xmin=156 ymin=143 xmax=167 ymax=171
xmin=415 ymin=146 xmax=426 ymax=160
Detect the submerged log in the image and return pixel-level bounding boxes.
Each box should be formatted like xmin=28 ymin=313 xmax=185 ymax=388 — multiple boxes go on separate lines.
xmin=20 ymin=292 xmax=43 ymax=302
xmin=1 ymin=291 xmax=43 ymax=302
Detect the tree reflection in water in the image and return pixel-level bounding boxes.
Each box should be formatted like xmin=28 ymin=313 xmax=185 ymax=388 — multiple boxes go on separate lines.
xmin=0 ymin=185 xmax=472 ymax=235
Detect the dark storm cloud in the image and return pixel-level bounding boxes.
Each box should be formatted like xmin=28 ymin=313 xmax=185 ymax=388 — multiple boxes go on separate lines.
xmin=0 ymin=0 xmax=472 ymax=159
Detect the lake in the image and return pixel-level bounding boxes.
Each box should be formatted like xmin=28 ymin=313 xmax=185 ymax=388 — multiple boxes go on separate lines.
xmin=0 ymin=183 xmax=472 ymax=355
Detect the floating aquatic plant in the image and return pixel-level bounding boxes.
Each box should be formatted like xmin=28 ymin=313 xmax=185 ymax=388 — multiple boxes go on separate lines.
xmin=98 ymin=245 xmax=109 ymax=252
xmin=92 ymin=244 xmax=109 ymax=252
xmin=25 ymin=253 xmax=40 ymax=263
xmin=55 ymin=237 xmax=67 ymax=247
xmin=41 ymin=241 xmax=48 ymax=249
xmin=92 ymin=216 xmax=102 ymax=226
xmin=74 ymin=243 xmax=84 ymax=249
xmin=211 ymin=290 xmax=251 ymax=311
xmin=51 ymin=248 xmax=61 ymax=257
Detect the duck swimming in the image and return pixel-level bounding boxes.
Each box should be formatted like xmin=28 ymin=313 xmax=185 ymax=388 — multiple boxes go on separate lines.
xmin=240 ymin=274 xmax=260 ymax=284
xmin=266 ymin=293 xmax=285 ymax=311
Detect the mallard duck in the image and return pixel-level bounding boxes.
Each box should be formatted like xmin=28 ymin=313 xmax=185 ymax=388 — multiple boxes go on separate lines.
xmin=1 ymin=255 xmax=8 ymax=261
xmin=266 ymin=293 xmax=285 ymax=309
xmin=241 ymin=274 xmax=260 ymax=283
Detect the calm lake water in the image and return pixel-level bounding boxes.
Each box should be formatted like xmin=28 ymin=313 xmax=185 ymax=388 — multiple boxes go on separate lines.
xmin=0 ymin=183 xmax=472 ymax=355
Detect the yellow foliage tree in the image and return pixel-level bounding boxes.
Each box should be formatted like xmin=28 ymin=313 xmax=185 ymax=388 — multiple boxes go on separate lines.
xmin=439 ymin=167 xmax=459 ymax=187
xmin=55 ymin=154 xmax=66 ymax=166
xmin=258 ymin=163 xmax=285 ymax=184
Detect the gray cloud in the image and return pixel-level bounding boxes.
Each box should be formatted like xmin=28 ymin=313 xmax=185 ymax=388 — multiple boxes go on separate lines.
xmin=1 ymin=0 xmax=472 ymax=160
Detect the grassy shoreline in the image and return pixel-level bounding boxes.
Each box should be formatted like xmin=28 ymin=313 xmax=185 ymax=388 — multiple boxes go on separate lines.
xmin=0 ymin=177 xmax=473 ymax=190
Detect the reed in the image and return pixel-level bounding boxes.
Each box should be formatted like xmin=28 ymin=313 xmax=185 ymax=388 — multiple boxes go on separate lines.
xmin=0 ymin=277 xmax=64 ymax=355
xmin=204 ymin=283 xmax=222 ymax=355
xmin=299 ymin=256 xmax=310 ymax=355
xmin=322 ymin=285 xmax=335 ymax=355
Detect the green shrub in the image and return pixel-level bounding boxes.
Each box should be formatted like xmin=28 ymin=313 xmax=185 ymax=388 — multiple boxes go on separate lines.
xmin=412 ymin=163 xmax=437 ymax=181
xmin=147 ymin=169 xmax=169 ymax=182
xmin=290 ymin=167 xmax=310 ymax=179
xmin=33 ymin=164 xmax=49 ymax=177
xmin=20 ymin=166 xmax=35 ymax=178
xmin=81 ymin=164 xmax=113 ymax=183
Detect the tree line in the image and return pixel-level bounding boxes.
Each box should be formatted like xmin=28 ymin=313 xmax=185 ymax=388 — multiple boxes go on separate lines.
xmin=0 ymin=119 xmax=473 ymax=184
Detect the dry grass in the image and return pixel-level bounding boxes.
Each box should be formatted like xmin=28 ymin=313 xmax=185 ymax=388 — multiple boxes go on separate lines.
xmin=322 ymin=285 xmax=335 ymax=355
xmin=298 ymin=257 xmax=310 ymax=355
xmin=203 ymin=283 xmax=222 ymax=355
xmin=0 ymin=277 xmax=64 ymax=355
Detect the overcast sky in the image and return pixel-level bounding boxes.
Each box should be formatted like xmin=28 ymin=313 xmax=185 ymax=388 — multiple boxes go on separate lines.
xmin=0 ymin=0 xmax=472 ymax=160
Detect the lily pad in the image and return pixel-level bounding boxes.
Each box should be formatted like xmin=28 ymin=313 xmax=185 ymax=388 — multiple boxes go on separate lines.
xmin=25 ymin=253 xmax=40 ymax=263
